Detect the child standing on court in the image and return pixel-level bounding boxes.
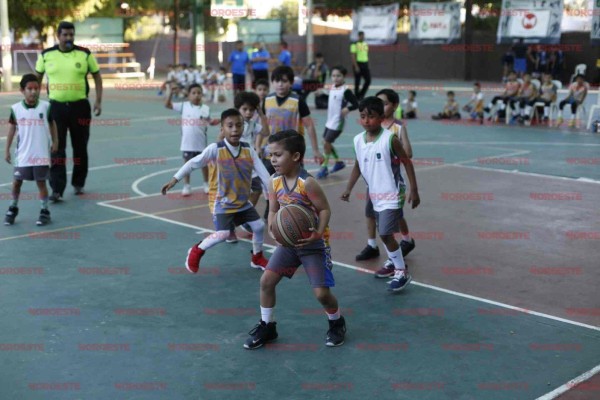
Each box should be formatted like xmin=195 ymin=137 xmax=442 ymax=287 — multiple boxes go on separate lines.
xmin=355 ymin=89 xmax=416 ymax=270
xmin=342 ymin=97 xmax=420 ymax=292
xmin=244 ymin=130 xmax=346 ymax=349
xmin=315 ymin=65 xmax=358 ymax=179
xmin=402 ymin=90 xmax=418 ymax=119
xmin=161 ymin=109 xmax=272 ymax=272
xmin=165 ymin=83 xmax=219 ymax=196
xmin=4 ymin=74 xmax=58 ymax=226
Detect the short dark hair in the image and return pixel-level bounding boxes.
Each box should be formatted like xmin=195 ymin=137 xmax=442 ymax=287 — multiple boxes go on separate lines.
xmin=474 ymin=82 xmax=481 ymax=87
xmin=221 ymin=108 xmax=243 ymax=124
xmin=267 ymin=130 xmax=305 ymax=160
xmin=280 ymin=41 xmax=288 ymax=48
xmin=315 ymin=52 xmax=323 ymax=58
xmin=20 ymin=73 xmax=39 ymax=90
xmin=234 ymin=91 xmax=260 ymax=110
xmin=375 ymin=88 xmax=399 ymax=105
xmin=409 ymin=90 xmax=416 ymax=97
xmin=235 ymin=40 xmax=243 ymax=45
xmin=358 ymin=31 xmax=364 ymax=36
xmin=188 ymin=83 xmax=202 ymax=92
xmin=271 ymin=66 xmax=294 ymax=82
xmin=255 ymin=79 xmax=269 ymax=89
xmin=447 ymin=91 xmax=455 ymax=96
xmin=331 ymin=65 xmax=347 ymax=76
xmin=575 ymin=73 xmax=585 ymax=80
xmin=358 ymin=96 xmax=384 ymax=116
xmin=57 ymin=21 xmax=75 ymax=35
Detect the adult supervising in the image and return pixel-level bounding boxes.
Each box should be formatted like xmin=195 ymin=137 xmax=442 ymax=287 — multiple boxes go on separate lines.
xmin=34 ymin=21 xmax=103 ymax=201
xmin=350 ymin=31 xmax=370 ymax=100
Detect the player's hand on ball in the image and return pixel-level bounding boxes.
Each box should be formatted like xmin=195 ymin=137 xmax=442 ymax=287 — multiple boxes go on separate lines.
xmin=340 ymin=190 xmax=351 ymax=202
xmin=408 ymin=190 xmax=420 ymax=209
xmin=295 ymin=228 xmax=322 ymax=248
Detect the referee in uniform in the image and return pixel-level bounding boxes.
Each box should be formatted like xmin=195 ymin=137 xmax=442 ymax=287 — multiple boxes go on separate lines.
xmin=34 ymin=21 xmax=103 ymax=201
xmin=350 ymin=31 xmax=371 ymax=100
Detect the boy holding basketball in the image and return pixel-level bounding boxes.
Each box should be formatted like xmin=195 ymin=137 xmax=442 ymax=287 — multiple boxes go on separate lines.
xmin=341 ymin=97 xmax=420 ymax=292
xmin=244 ymin=130 xmax=346 ymax=349
xmin=161 ymin=109 xmax=271 ymax=272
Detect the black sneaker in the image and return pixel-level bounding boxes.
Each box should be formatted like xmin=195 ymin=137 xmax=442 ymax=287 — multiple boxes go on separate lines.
xmin=36 ymin=209 xmax=51 ymax=226
xmin=326 ymin=316 xmax=346 ymax=347
xmin=49 ymin=192 xmax=62 ymax=202
xmin=74 ymin=186 xmax=84 ymax=195
xmin=4 ymin=206 xmax=19 ymax=225
xmin=400 ymin=239 xmax=415 ymax=257
xmin=244 ymin=321 xmax=278 ymax=350
xmin=355 ymin=245 xmax=379 ymax=261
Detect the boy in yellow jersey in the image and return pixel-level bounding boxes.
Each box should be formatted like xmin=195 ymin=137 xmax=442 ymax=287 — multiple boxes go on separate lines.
xmin=161 ymin=109 xmax=272 ymax=273
xmin=244 ymin=130 xmax=346 ymax=349
xmin=257 ymin=66 xmax=323 ymax=219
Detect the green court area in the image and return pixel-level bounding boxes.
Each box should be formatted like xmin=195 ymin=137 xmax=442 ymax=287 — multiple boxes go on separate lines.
xmin=0 ymin=79 xmax=598 ymax=399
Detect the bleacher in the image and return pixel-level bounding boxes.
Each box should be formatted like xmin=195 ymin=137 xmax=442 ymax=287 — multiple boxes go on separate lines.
xmin=90 ymin=43 xmax=145 ymax=80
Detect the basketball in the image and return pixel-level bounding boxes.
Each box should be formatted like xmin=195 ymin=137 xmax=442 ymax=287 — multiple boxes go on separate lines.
xmin=271 ymin=204 xmax=316 ymax=247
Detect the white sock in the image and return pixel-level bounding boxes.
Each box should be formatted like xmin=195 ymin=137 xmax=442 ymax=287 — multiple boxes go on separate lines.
xmin=544 ymin=107 xmax=549 ymax=117
xmin=261 ymin=306 xmax=273 ymax=323
xmin=524 ymin=106 xmax=532 ymax=116
xmin=385 ymin=246 xmax=405 ymax=270
xmin=401 ymin=234 xmax=411 ymax=242
xmin=247 ymin=218 xmax=264 ymax=254
xmin=367 ymin=238 xmax=377 ymax=248
xmin=326 ymin=309 xmax=340 ymax=320
xmin=558 ymin=110 xmax=563 ymax=118
xmin=199 ymin=230 xmax=229 ymax=250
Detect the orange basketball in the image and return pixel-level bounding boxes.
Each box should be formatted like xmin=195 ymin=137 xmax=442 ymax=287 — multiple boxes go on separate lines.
xmin=271 ymin=204 xmax=316 ymax=247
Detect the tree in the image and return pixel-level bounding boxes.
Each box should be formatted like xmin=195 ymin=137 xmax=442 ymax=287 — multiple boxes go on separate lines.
xmin=8 ymin=0 xmax=106 ymax=41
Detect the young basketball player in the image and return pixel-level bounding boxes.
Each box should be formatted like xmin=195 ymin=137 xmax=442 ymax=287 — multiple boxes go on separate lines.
xmin=341 ymin=97 xmax=420 ymax=292
xmin=161 ymin=109 xmax=271 ymax=272
xmin=244 ymin=130 xmax=345 ymax=349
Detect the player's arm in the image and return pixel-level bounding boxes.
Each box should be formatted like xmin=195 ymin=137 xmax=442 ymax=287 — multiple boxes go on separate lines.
xmin=256 ymin=106 xmax=270 ymax=137
xmin=297 ymin=177 xmax=331 ymax=246
xmin=341 ymin=160 xmax=361 ymax=201
xmin=92 ymin=72 xmax=103 ymax=116
xmin=392 ymin=136 xmax=420 ymax=209
xmin=267 ymin=177 xmax=281 ymax=241
xmin=350 ymin=44 xmax=358 ymax=72
xmin=342 ymin=89 xmax=359 ymax=117
xmin=4 ymin=123 xmax=16 ymax=164
xmin=579 ymin=86 xmax=588 ymax=104
xmin=50 ymin=120 xmax=58 ymax=153
xmin=161 ymin=144 xmax=215 ymax=194
xmin=165 ymin=88 xmax=175 ymax=109
xmin=400 ymin=124 xmax=413 ymax=159
xmin=250 ymin=146 xmax=271 ymax=196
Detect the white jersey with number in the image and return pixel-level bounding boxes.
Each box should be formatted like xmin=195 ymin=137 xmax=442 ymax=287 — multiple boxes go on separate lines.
xmin=353 ymin=128 xmax=404 ymax=212
xmin=10 ymin=100 xmax=52 ymax=167
xmin=171 ymin=101 xmax=210 ymax=152
xmin=325 ymin=84 xmax=347 ymax=131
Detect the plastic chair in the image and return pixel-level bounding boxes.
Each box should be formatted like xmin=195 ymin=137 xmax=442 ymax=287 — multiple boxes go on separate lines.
xmin=586 ymin=93 xmax=600 ymax=130
xmin=570 ymin=64 xmax=587 ymax=83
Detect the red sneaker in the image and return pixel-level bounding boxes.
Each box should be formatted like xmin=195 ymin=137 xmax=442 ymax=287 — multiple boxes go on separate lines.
xmin=185 ymin=242 xmax=205 ymax=273
xmin=250 ymin=251 xmax=268 ymax=271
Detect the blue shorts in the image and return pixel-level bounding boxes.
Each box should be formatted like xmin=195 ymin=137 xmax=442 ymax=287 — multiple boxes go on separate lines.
xmin=514 ymin=58 xmax=526 ymax=73
xmin=266 ymin=241 xmax=335 ymax=288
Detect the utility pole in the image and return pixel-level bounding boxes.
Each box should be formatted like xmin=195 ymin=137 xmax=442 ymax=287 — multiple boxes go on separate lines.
xmin=0 ymin=0 xmax=13 ymax=91
xmin=173 ymin=0 xmax=179 ymax=64
xmin=464 ymin=0 xmax=473 ymax=81
xmin=192 ymin=0 xmax=205 ymax=67
xmin=306 ymin=0 xmax=313 ymax=63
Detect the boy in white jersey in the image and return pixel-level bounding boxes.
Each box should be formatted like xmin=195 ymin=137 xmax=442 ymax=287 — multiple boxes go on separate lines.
xmin=166 ymin=83 xmax=219 ymax=196
xmin=341 ymin=97 xmax=420 ymax=292
xmin=4 ymin=74 xmax=58 ymax=226
xmin=525 ymin=73 xmax=556 ymax=124
xmin=557 ymin=74 xmax=589 ymax=128
xmin=463 ymin=82 xmax=484 ymax=124
xmin=316 ymin=66 xmax=358 ymax=179
xmin=161 ymin=109 xmax=272 ymax=273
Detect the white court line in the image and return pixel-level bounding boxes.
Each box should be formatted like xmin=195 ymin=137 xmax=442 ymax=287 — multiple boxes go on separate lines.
xmin=536 ymin=364 xmax=600 ymax=400
xmin=131 ymin=168 xmax=180 ymax=197
xmin=96 ymin=196 xmax=600 ymax=332
xmin=0 ymin=156 xmax=182 ymax=188
xmin=453 ymin=163 xmax=600 ymax=185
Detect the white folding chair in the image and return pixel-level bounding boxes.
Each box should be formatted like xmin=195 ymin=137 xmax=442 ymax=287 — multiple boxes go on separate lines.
xmin=570 ymin=64 xmax=587 ymax=83
xmin=548 ymin=80 xmax=562 ymax=124
xmin=586 ymin=92 xmax=600 ymax=130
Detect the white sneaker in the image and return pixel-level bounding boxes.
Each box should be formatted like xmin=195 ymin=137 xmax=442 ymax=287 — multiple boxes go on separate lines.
xmin=182 ymin=184 xmax=192 ymax=197
xmin=203 ymin=184 xmax=209 ymax=194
